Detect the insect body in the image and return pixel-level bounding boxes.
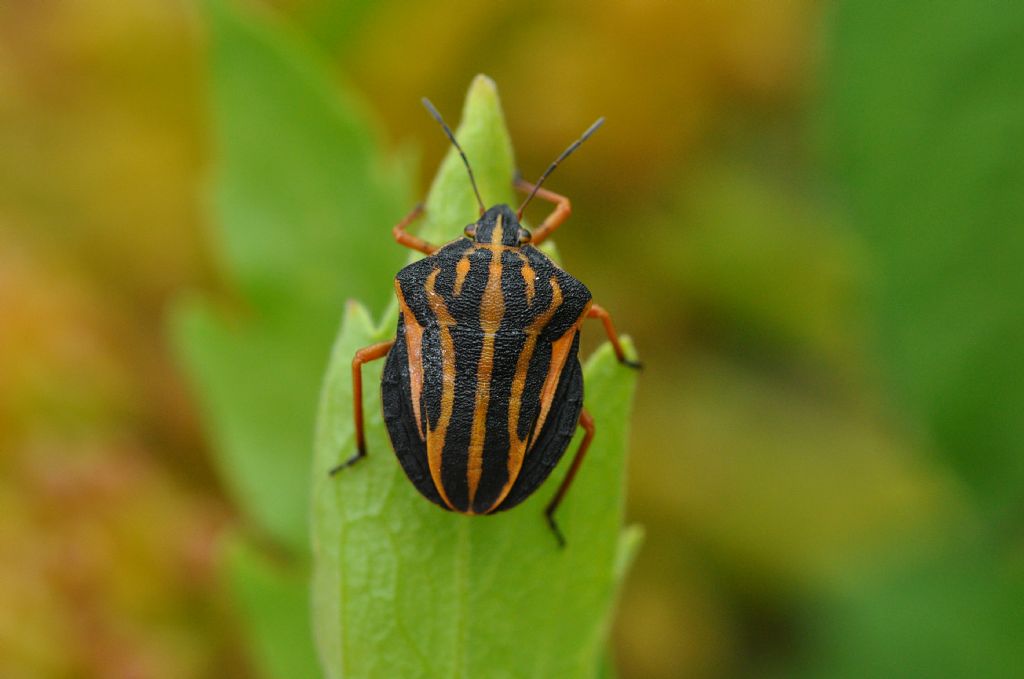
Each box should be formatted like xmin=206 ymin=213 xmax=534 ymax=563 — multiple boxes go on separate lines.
xmin=332 ymin=99 xmax=640 ymax=546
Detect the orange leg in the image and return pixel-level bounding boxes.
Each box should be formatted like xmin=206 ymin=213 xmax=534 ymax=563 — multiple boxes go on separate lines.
xmin=545 ymin=408 xmax=595 ymax=548
xmin=392 ymin=203 xmax=437 ymax=255
xmin=515 ymin=177 xmax=571 ymax=245
xmin=587 ymin=304 xmax=643 ymax=369
xmin=329 ymin=339 xmax=394 ymax=475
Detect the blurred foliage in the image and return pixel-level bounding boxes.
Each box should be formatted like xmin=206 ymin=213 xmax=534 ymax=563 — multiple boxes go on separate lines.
xmin=173 ymin=0 xmax=410 ymax=675
xmin=827 ymin=0 xmax=1024 ymax=507
xmin=803 ymin=550 xmax=1024 ymax=679
xmin=793 ymin=1 xmax=1024 ymax=677
xmin=1 ymin=0 xmax=1020 ymax=677
xmin=0 ymin=237 xmax=233 ymax=676
xmin=173 ymin=0 xmax=410 ymax=556
xmin=224 ymin=536 xmax=320 ymax=679
xmin=311 ymin=78 xmax=640 ymax=678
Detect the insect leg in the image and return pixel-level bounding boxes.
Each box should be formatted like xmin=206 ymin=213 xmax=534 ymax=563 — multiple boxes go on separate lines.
xmin=544 ymin=408 xmax=595 ymax=548
xmin=514 ymin=177 xmax=571 ymax=245
xmin=586 ymin=304 xmax=643 ymax=369
xmin=392 ymin=202 xmax=438 ymax=255
xmin=329 ymin=339 xmax=395 ymax=475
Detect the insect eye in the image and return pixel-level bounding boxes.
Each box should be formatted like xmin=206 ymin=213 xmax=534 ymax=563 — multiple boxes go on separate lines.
xmin=517 ymin=228 xmax=531 ymax=245
xmin=464 ymin=224 xmax=477 ymax=239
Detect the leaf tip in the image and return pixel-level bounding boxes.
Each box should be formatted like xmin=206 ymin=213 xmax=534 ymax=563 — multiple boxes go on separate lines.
xmin=341 ymin=298 xmax=376 ymax=332
xmin=467 ymin=73 xmax=498 ymax=99
xmin=618 ymin=335 xmax=639 ymax=360
xmin=422 ymin=76 xmax=517 ymax=243
xmin=461 ymin=73 xmax=508 ymax=135
xmin=614 ymin=524 xmax=645 ymax=582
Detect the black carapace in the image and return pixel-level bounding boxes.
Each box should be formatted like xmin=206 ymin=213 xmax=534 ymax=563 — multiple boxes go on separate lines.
xmin=331 ymin=98 xmax=641 ymax=546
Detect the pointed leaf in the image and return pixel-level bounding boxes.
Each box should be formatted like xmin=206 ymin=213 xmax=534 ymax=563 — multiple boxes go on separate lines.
xmin=825 ymin=0 xmax=1024 ymax=506
xmin=223 ymin=534 xmax=321 ymax=679
xmin=312 ymin=78 xmax=641 ymax=678
xmin=172 ymin=0 xmax=410 ymax=554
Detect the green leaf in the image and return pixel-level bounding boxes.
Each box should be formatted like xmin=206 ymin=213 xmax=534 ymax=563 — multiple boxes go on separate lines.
xmin=223 ymin=534 xmax=321 ymax=679
xmin=202 ymin=0 xmax=409 ymax=316
xmin=420 ymin=75 xmax=517 ymax=245
xmin=802 ymin=4 xmax=1024 ymax=677
xmin=172 ymin=3 xmax=413 ymax=677
xmin=296 ymin=0 xmax=385 ymax=56
xmin=172 ymin=298 xmax=324 ymax=554
xmin=312 ymin=78 xmax=641 ymax=679
xmin=799 ymin=544 xmax=1024 ymax=679
xmin=171 ymin=0 xmax=410 ymax=555
xmin=824 ymin=0 xmax=1024 ymax=506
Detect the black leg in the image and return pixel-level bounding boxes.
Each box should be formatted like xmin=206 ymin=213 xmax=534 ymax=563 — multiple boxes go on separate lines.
xmin=544 ymin=408 xmax=595 ymax=548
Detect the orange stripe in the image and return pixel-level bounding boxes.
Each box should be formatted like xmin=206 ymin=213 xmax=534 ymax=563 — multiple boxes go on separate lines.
xmin=530 ymin=293 xmax=588 ymax=446
xmin=491 ymin=213 xmax=504 ymax=246
xmin=423 ymin=268 xmax=457 ymax=510
xmin=517 ymin=252 xmax=536 ymax=306
xmin=453 ymin=254 xmax=471 ymax=296
xmin=395 ymin=283 xmax=425 ymax=440
xmin=467 ymin=220 xmax=505 ymax=507
xmin=485 ymin=277 xmax=567 ymax=512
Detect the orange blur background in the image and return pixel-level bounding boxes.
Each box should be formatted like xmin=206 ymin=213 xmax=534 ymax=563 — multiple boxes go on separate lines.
xmin=2 ymin=1 xmax=1021 ymax=678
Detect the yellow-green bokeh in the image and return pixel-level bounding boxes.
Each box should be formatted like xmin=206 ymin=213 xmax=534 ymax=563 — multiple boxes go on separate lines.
xmin=2 ymin=1 xmax=1020 ymax=678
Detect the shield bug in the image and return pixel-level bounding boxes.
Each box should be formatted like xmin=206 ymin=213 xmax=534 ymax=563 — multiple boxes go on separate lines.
xmin=331 ymin=98 xmax=641 ymax=546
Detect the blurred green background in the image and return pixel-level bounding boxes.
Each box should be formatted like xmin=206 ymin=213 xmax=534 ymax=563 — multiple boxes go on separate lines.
xmin=2 ymin=1 xmax=1021 ymax=678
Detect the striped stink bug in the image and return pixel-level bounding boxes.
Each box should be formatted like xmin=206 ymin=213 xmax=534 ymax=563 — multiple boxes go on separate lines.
xmin=331 ymin=99 xmax=641 ymax=546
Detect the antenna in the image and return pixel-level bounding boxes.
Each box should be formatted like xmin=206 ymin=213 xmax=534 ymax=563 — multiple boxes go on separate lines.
xmin=421 ymin=98 xmax=486 ymax=215
xmin=517 ymin=117 xmax=604 ymax=219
